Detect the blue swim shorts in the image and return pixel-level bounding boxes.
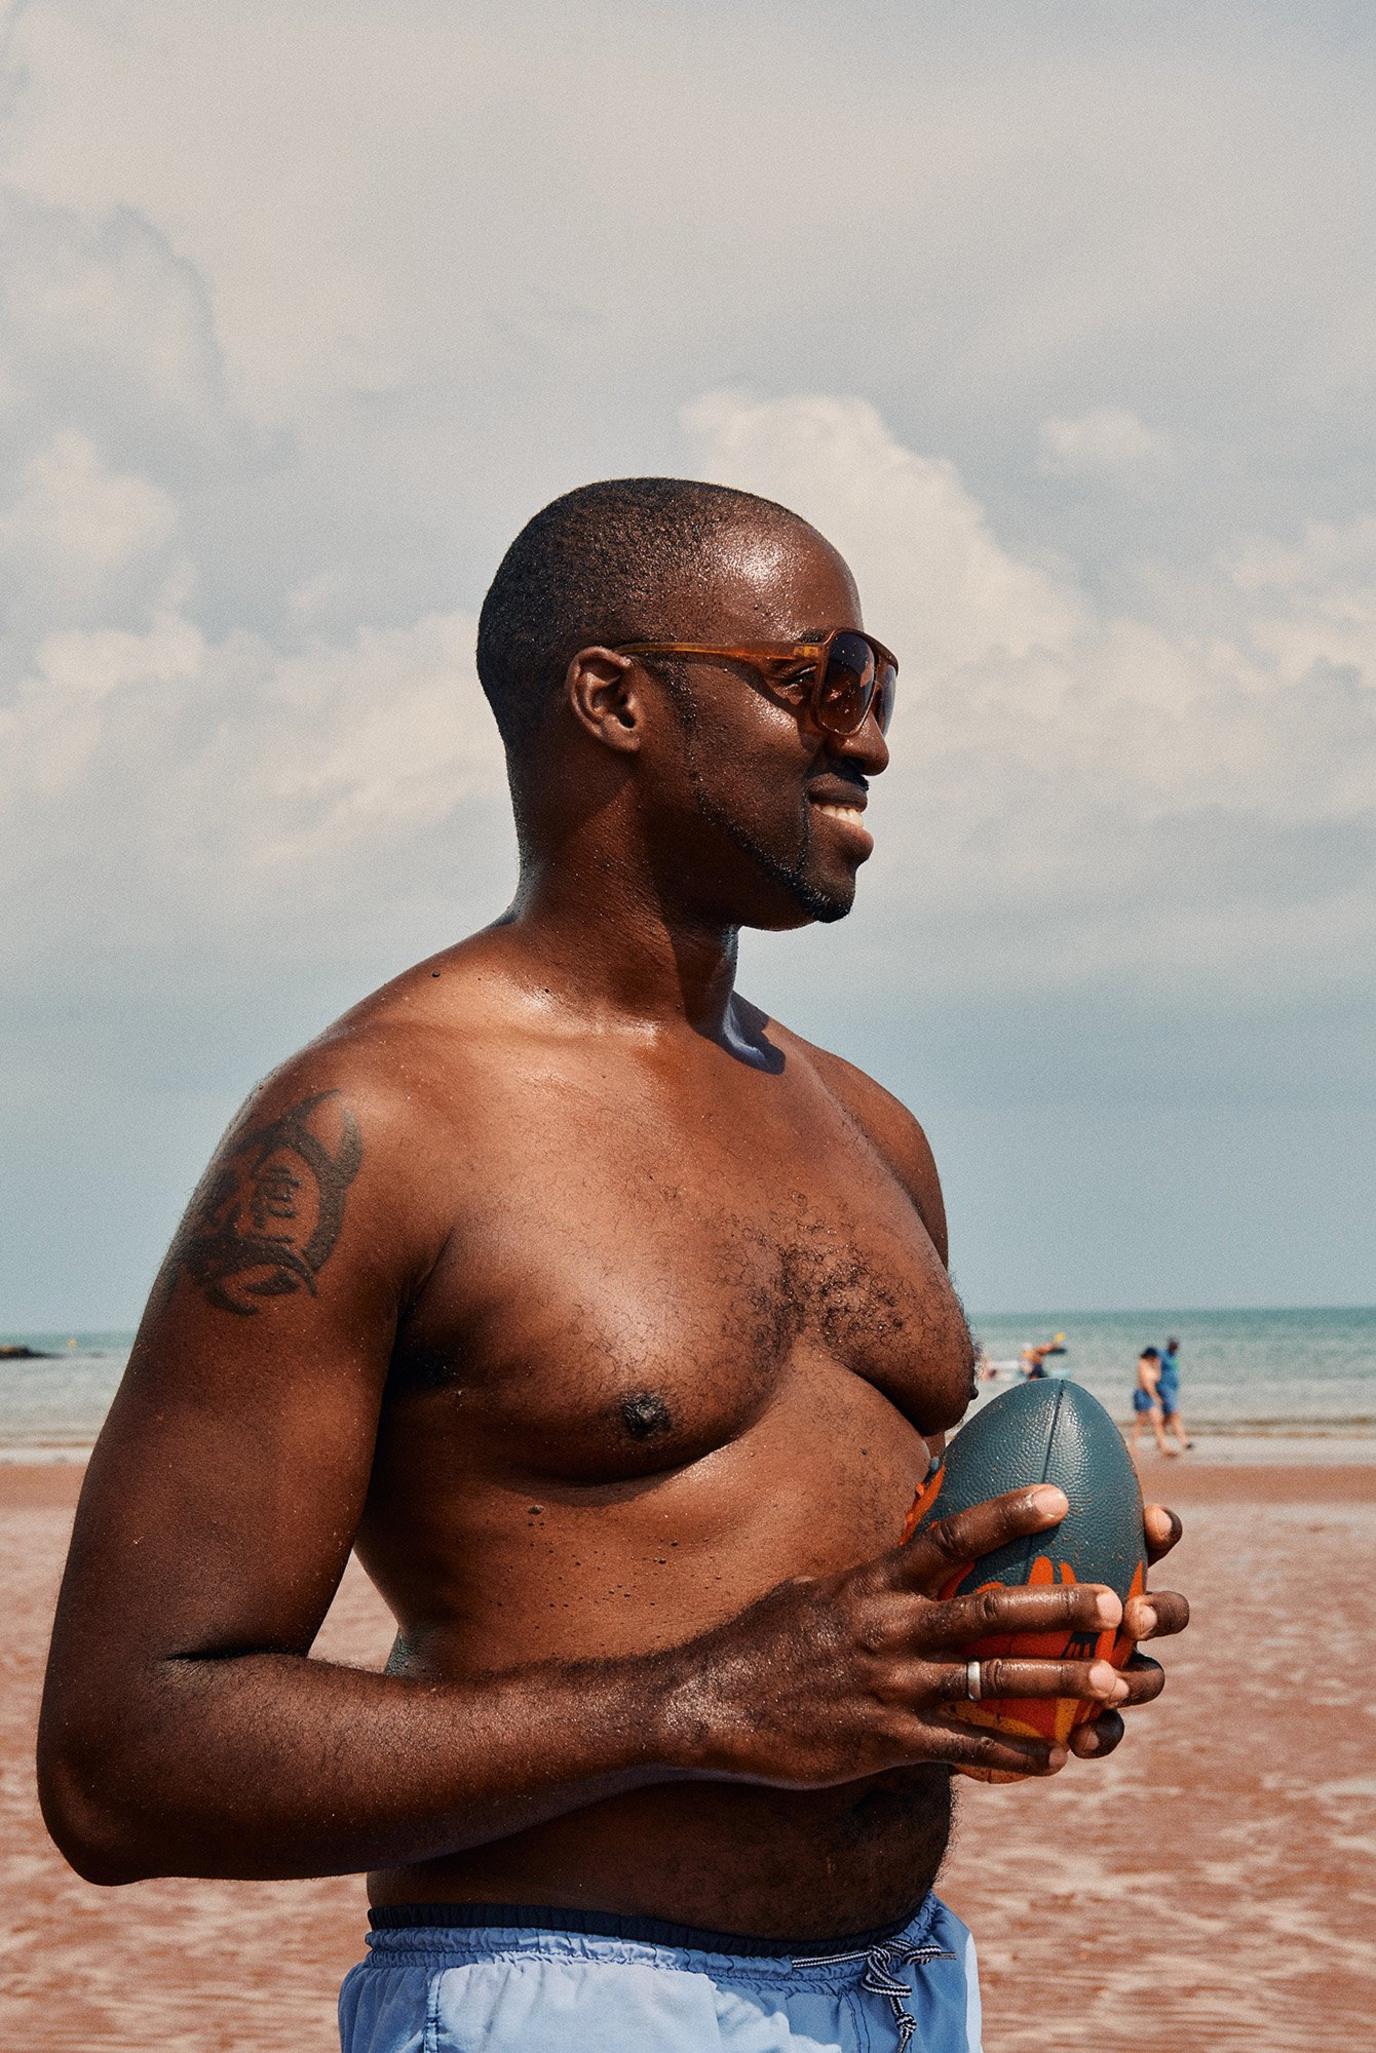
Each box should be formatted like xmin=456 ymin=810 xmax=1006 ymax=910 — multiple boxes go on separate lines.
xmin=339 ymin=1895 xmax=983 ymax=2052
xmin=1132 ymin=1388 xmax=1156 ymax=1414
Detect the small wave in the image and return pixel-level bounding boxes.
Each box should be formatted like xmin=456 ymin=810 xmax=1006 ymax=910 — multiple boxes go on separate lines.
xmin=1174 ymin=1417 xmax=1376 ymax=1435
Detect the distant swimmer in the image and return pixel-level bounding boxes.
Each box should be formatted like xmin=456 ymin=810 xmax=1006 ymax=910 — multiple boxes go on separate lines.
xmin=1156 ymin=1337 xmax=1193 ymax=1451
xmin=1021 ymin=1332 xmax=1068 ymax=1379
xmin=1129 ymin=1346 xmax=1176 ymax=1458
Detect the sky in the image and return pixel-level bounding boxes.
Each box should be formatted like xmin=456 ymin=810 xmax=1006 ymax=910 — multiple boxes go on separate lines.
xmin=2 ymin=0 xmax=1374 ymax=1326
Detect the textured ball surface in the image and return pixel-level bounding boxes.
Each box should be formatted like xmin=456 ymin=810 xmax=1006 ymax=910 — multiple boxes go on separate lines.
xmin=903 ymin=1378 xmax=1147 ymax=1747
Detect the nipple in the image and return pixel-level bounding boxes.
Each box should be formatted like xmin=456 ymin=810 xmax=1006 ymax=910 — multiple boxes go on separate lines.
xmin=620 ymin=1390 xmax=673 ymax=1440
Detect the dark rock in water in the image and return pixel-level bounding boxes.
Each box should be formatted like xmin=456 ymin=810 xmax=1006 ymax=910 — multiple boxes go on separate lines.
xmin=0 ymin=1344 xmax=54 ymax=1359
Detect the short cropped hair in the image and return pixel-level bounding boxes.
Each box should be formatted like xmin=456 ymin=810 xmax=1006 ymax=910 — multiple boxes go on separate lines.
xmin=476 ymin=477 xmax=806 ymax=756
xmin=1141 ymin=1347 xmax=1161 ymax=1360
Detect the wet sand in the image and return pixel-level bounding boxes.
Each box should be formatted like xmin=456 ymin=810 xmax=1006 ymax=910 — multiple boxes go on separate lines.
xmin=943 ymin=1452 xmax=1376 ymax=2051
xmin=2 ymin=1455 xmax=1373 ymax=2052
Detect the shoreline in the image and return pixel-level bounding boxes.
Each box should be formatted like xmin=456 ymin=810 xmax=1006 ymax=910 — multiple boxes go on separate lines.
xmin=7 ymin=1426 xmax=1375 ymax=1469
xmin=6 ymin=1450 xmax=1375 ymax=1512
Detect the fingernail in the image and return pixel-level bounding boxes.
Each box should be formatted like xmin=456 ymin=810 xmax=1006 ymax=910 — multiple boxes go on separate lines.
xmin=1079 ymin=1726 xmax=1102 ymax=1754
xmin=1032 ymin=1486 xmax=1068 ymax=1518
xmin=1137 ymin=1605 xmax=1158 ymax=1634
xmin=1109 ymin=1678 xmax=1130 ymax=1704
xmin=1090 ymin=1661 xmax=1120 ymax=1698
xmin=1047 ymin=1745 xmax=1068 ymax=1771
xmin=1094 ymin=1592 xmax=1122 ymax=1627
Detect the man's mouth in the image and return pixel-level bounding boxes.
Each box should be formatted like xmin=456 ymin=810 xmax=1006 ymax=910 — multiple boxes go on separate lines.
xmin=809 ymin=796 xmax=874 ymax=854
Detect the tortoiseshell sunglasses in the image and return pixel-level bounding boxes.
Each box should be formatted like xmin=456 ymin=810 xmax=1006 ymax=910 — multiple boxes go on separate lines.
xmin=613 ymin=629 xmax=898 ymax=739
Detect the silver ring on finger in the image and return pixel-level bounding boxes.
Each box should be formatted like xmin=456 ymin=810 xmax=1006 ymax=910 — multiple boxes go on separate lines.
xmin=965 ymin=1658 xmax=982 ymax=1702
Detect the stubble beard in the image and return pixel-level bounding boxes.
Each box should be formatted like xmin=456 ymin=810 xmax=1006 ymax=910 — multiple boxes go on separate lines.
xmin=689 ymin=777 xmax=855 ymax=925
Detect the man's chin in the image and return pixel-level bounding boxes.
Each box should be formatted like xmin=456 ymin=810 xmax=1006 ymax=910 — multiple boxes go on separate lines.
xmin=796 ymin=854 xmax=860 ymax=924
xmin=753 ymin=871 xmax=857 ymax=928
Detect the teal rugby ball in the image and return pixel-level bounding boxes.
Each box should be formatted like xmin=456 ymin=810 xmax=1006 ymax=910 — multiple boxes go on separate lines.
xmin=902 ymin=1378 xmax=1147 ymax=1747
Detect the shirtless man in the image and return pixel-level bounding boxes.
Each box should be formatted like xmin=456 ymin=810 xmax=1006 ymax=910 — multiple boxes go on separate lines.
xmin=39 ymin=480 xmax=1187 ymax=2053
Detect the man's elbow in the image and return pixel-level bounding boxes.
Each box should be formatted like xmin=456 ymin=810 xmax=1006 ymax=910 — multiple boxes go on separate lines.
xmin=36 ymin=1731 xmax=161 ymax=1887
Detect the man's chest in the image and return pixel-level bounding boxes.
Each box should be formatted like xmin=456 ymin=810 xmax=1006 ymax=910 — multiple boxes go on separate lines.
xmin=391 ymin=1057 xmax=972 ymax=1482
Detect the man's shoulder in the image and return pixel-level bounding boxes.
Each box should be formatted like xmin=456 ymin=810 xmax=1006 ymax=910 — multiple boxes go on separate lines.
xmin=212 ymin=957 xmax=503 ymax=1298
xmin=762 ymin=1013 xmax=948 ymax=1263
xmin=234 ymin=947 xmax=502 ymax=1182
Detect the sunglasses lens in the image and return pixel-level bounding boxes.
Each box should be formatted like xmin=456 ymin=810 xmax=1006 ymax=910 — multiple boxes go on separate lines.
xmin=818 ymin=632 xmax=876 ymax=734
xmin=872 ymin=658 xmax=896 ymax=734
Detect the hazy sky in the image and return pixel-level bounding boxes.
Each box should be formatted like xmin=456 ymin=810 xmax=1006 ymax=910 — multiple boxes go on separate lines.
xmin=3 ymin=0 xmax=1373 ymax=1326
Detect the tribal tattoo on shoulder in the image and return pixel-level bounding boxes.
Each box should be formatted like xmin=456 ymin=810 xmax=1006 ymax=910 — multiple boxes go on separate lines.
xmin=170 ymin=1089 xmax=363 ymax=1316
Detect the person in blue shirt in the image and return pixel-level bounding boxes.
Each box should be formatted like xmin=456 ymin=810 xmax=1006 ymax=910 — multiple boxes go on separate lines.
xmin=1156 ymin=1337 xmax=1193 ymax=1452
xmin=1130 ymin=1347 xmax=1174 ymax=1458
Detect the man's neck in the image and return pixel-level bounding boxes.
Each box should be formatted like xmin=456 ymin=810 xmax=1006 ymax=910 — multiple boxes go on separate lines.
xmin=503 ymin=860 xmax=743 ymax=1046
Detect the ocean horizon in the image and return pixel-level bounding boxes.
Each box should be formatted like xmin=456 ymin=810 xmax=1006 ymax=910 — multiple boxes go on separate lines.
xmin=1 ymin=1303 xmax=1373 ymax=1451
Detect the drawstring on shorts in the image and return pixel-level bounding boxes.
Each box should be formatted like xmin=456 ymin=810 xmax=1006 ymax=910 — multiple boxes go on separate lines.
xmin=792 ymin=1935 xmax=958 ymax=2048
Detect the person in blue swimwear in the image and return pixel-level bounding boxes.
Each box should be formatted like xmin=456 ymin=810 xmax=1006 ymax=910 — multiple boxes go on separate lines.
xmin=1158 ymin=1336 xmax=1193 ymax=1451
xmin=39 ymin=481 xmax=1189 ymax=2052
xmin=1130 ymin=1347 xmax=1175 ymax=1459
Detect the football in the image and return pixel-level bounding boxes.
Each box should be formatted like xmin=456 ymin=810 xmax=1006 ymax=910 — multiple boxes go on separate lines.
xmin=903 ymin=1377 xmax=1147 ymax=1746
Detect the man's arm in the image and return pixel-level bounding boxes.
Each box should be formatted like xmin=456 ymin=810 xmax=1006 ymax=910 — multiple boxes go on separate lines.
xmin=37 ymin=1062 xmax=688 ymax=1884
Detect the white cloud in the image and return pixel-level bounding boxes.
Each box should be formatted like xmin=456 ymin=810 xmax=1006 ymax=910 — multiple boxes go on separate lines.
xmin=0 ymin=188 xmax=230 ymax=459
xmin=1037 ymin=407 xmax=1174 ymax=486
xmin=0 ymin=428 xmax=178 ymax=592
xmin=5 ymin=0 xmax=1372 ymax=456
xmin=0 ymin=604 xmax=507 ymax=978
xmin=1231 ymin=516 xmax=1376 ymax=687
xmin=3 ymin=371 xmax=1368 ymax=1016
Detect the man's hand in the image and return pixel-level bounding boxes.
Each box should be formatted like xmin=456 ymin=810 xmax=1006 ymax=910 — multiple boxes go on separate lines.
xmin=1067 ymin=1502 xmax=1189 ymax=1760
xmin=661 ymin=1486 xmax=1131 ymax=1786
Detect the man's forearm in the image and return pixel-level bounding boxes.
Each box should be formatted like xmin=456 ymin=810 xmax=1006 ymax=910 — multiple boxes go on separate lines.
xmin=40 ymin=1647 xmax=687 ymax=1884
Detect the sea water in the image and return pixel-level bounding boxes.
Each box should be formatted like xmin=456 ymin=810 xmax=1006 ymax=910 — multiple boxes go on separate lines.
xmin=967 ymin=1305 xmax=1375 ymax=1435
xmin=0 ymin=1306 xmax=1373 ymax=1450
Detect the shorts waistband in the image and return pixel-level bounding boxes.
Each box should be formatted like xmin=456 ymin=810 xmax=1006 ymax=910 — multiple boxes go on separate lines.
xmin=367 ymin=1898 xmax=934 ymax=1966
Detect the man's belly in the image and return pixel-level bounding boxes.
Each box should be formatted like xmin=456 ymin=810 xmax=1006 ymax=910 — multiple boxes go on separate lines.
xmin=367 ymin=1769 xmax=954 ymax=1941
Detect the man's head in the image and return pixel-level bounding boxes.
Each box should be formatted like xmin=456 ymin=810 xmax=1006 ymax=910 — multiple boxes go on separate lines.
xmin=1165 ymin=1338 xmax=1179 ymax=1356
xmin=1140 ymin=1347 xmax=1161 ymax=1362
xmin=477 ymin=478 xmax=891 ymax=928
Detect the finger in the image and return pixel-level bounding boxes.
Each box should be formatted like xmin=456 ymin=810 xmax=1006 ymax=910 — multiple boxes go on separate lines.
xmin=1115 ymin=1653 xmax=1165 ymax=1707
xmin=1143 ymin=1504 xmax=1182 ymax=1563
xmin=920 ymin=1716 xmax=1068 ymax=1778
xmin=1069 ymin=1709 xmax=1125 ymax=1759
xmin=1123 ymin=1589 xmax=1189 ymax=1642
xmin=920 ymin=1582 xmax=1121 ymax=1648
xmin=900 ymin=1485 xmax=1068 ymax=1592
xmin=939 ymin=1657 xmax=1129 ymax=1706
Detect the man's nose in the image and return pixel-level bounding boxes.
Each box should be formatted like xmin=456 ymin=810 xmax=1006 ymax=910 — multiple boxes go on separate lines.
xmin=829 ymin=707 xmax=890 ymax=776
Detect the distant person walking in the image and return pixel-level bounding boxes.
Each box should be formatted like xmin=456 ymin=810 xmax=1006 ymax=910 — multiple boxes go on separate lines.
xmin=1157 ymin=1336 xmax=1193 ymax=1451
xmin=1130 ymin=1346 xmax=1175 ymax=1458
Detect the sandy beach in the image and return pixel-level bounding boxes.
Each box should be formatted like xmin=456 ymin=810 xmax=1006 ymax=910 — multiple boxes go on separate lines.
xmin=2 ymin=1451 xmax=1373 ymax=2053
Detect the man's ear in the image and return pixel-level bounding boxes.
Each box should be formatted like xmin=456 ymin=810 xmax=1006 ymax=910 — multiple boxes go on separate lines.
xmin=565 ymin=646 xmax=643 ymax=754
